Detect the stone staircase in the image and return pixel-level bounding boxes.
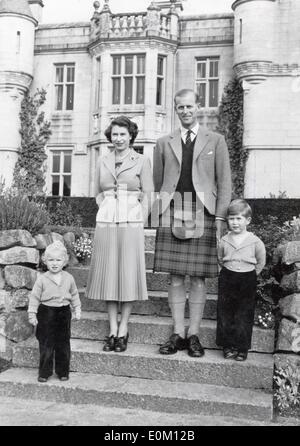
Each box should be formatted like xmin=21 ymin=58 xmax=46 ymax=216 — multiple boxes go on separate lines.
xmin=0 ymin=230 xmax=275 ymax=422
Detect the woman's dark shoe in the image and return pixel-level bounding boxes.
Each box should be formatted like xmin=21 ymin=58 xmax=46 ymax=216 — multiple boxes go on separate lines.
xmin=223 ymin=347 xmax=238 ymax=359
xmin=235 ymin=351 xmax=248 ymax=361
xmin=103 ymin=335 xmax=116 ymax=352
xmin=114 ymin=333 xmax=129 ymax=352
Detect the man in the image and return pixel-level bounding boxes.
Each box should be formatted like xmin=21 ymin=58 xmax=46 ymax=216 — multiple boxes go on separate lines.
xmin=153 ymin=89 xmax=231 ymax=357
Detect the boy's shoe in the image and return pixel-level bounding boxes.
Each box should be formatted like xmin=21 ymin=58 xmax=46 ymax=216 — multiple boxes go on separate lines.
xmin=38 ymin=377 xmax=48 ymax=383
xmin=159 ymin=334 xmax=187 ymax=355
xmin=235 ymin=351 xmax=248 ymax=361
xmin=223 ymin=347 xmax=238 ymax=359
xmin=59 ymin=376 xmax=69 ymax=381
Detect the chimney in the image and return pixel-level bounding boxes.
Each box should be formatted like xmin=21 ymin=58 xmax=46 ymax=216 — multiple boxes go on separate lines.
xmin=28 ymin=0 xmax=44 ymax=24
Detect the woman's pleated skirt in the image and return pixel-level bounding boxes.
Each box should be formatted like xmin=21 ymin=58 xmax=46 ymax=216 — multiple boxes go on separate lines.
xmin=86 ymin=222 xmax=148 ymax=302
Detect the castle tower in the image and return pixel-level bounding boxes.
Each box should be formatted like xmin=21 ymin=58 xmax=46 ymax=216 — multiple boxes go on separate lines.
xmin=0 ymin=0 xmax=37 ymax=187
xmin=232 ymin=0 xmax=300 ymax=198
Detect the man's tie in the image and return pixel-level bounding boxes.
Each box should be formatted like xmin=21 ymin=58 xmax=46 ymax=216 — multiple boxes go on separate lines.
xmin=185 ymin=129 xmax=192 ymax=146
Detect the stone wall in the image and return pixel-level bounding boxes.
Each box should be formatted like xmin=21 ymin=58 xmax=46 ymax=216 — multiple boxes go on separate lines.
xmin=0 ymin=229 xmax=78 ymax=362
xmin=274 ymin=240 xmax=300 ymax=373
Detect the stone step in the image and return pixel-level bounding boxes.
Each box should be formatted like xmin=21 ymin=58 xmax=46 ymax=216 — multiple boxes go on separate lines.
xmin=0 ymin=368 xmax=273 ymax=421
xmin=67 ymin=266 xmax=218 ymax=293
xmin=12 ymin=338 xmax=274 ymax=390
xmin=71 ymin=312 xmax=275 ymax=354
xmin=79 ymin=290 xmax=218 ymax=320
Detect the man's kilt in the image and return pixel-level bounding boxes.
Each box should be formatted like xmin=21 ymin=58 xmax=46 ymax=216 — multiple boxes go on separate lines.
xmin=153 ymin=208 xmax=218 ymax=278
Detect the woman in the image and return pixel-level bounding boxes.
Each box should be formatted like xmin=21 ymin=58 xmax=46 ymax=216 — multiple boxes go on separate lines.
xmin=86 ymin=116 xmax=154 ymax=352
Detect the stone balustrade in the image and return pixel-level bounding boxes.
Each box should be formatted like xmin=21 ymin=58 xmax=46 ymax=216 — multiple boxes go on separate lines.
xmin=91 ymin=9 xmax=174 ymax=40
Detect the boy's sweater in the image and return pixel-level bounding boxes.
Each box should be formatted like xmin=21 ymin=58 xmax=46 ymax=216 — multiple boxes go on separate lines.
xmin=218 ymin=231 xmax=266 ymax=274
xmin=28 ymin=270 xmax=81 ymax=314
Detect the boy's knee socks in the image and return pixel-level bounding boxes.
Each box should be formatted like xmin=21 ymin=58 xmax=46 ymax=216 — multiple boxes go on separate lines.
xmin=168 ymin=283 xmax=186 ymax=338
xmin=188 ymin=281 xmax=206 ymax=337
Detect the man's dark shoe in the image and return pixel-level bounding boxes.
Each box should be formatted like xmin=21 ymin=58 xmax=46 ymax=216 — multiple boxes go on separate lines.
xmin=235 ymin=351 xmax=248 ymax=361
xmin=159 ymin=333 xmax=187 ymax=355
xmin=187 ymin=335 xmax=205 ymax=358
xmin=223 ymin=347 xmax=238 ymax=359
xmin=38 ymin=377 xmax=48 ymax=383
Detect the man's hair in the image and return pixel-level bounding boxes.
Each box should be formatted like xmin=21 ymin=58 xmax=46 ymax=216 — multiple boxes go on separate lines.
xmin=174 ymin=89 xmax=200 ymax=106
xmin=227 ymin=199 xmax=252 ymax=218
xmin=104 ymin=115 xmax=139 ymax=145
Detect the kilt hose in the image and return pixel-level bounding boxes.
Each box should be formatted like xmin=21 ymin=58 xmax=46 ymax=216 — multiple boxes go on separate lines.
xmin=216 ymin=267 xmax=257 ymax=352
xmin=153 ymin=207 xmax=218 ymax=278
xmin=36 ymin=304 xmax=71 ymax=379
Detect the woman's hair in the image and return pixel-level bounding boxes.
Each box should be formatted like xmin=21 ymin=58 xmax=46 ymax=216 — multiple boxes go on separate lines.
xmin=227 ymin=199 xmax=252 ymax=218
xmin=104 ymin=115 xmax=139 ymax=145
xmin=43 ymin=241 xmax=69 ymax=264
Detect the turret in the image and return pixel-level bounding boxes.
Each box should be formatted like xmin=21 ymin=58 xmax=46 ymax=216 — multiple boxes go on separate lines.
xmin=232 ymin=0 xmax=275 ymax=83
xmin=0 ymin=0 xmax=37 ymax=187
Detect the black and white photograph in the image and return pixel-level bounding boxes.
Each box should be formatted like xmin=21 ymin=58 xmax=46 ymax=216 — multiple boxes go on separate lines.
xmin=0 ymin=0 xmax=299 ymax=428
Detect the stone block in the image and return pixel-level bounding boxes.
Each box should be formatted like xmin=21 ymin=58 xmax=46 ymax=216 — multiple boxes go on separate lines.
xmin=274 ymin=353 xmax=300 ymax=371
xmin=63 ymin=232 xmax=79 ymax=267
xmin=0 ymin=230 xmax=36 ymax=250
xmin=9 ymin=289 xmax=30 ymax=310
xmin=0 ymin=247 xmax=39 ymax=266
xmin=63 ymin=232 xmax=75 ymax=246
xmin=280 ymin=271 xmax=300 ymax=295
xmin=279 ymin=294 xmax=300 ymax=321
xmin=276 ymin=242 xmax=300 ymax=265
xmin=276 ymin=318 xmax=300 ymax=353
xmin=4 ymin=266 xmax=37 ymax=290
xmin=51 ymin=233 xmax=65 ymax=245
xmin=0 ymin=268 xmax=5 ymax=289
xmin=1 ymin=312 xmax=33 ymax=343
xmin=0 ymin=291 xmax=10 ymax=312
xmin=34 ymin=234 xmax=53 ymax=250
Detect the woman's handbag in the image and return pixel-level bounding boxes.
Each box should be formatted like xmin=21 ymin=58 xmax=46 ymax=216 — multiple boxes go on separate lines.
xmin=171 ymin=208 xmax=204 ymax=240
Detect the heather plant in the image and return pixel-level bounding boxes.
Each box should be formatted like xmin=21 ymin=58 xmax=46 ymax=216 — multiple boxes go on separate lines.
xmin=0 ymin=187 xmax=49 ymax=235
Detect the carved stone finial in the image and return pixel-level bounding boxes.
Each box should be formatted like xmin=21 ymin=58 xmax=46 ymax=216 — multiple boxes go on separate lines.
xmin=102 ymin=0 xmax=111 ymax=12
xmin=147 ymin=1 xmax=161 ymax=11
xmin=93 ymin=1 xmax=100 ymax=11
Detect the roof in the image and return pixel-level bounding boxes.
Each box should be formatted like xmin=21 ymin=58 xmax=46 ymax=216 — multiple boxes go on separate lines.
xmin=0 ymin=0 xmax=34 ymax=18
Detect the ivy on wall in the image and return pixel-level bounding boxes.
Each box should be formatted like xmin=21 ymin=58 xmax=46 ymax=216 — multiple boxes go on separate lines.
xmin=217 ymin=77 xmax=246 ymax=198
xmin=13 ymin=88 xmax=52 ymax=196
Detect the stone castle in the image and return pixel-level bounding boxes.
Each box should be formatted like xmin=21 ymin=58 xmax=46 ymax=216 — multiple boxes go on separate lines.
xmin=0 ymin=0 xmax=299 ymax=198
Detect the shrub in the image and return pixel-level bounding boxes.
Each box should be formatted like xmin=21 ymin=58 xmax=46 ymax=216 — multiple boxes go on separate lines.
xmin=274 ymin=360 xmax=300 ymax=414
xmin=47 ymin=199 xmax=82 ymax=227
xmin=0 ymin=188 xmax=49 ymax=235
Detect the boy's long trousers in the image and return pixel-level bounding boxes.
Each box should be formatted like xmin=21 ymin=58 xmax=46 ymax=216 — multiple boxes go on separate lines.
xmin=36 ymin=304 xmax=71 ymax=379
xmin=216 ymin=268 xmax=257 ymax=352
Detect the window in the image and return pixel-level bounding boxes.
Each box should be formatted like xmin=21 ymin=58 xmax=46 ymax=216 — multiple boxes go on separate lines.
xmin=54 ymin=64 xmax=75 ymax=111
xmin=156 ymin=55 xmax=165 ymax=106
xmin=95 ymin=57 xmax=101 ymax=109
xmin=195 ymin=57 xmax=219 ymax=108
xmin=16 ymin=31 xmax=21 ymax=54
xmin=51 ymin=150 xmax=72 ymax=196
xmin=112 ymin=55 xmax=145 ymax=105
xmin=239 ymin=19 xmax=243 ymax=44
